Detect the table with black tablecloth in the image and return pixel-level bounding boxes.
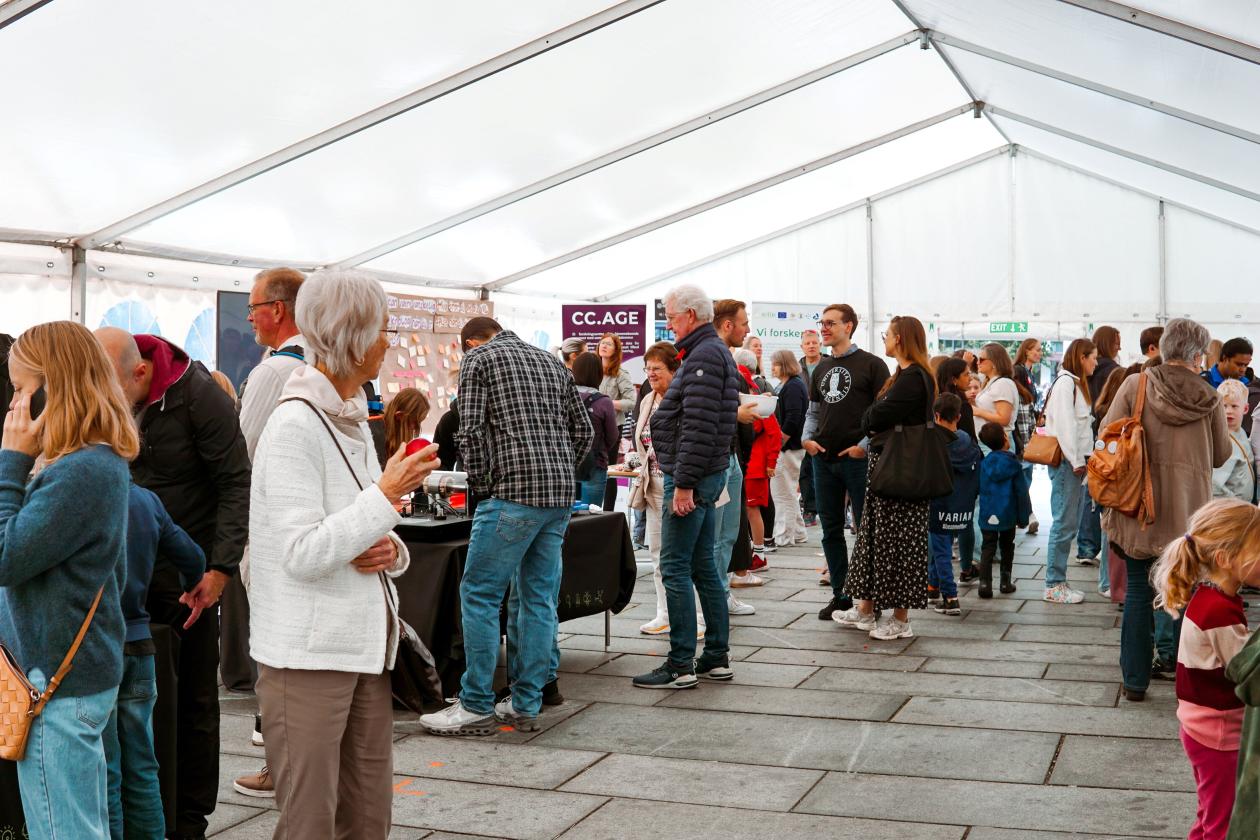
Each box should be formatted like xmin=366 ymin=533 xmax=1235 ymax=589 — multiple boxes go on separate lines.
xmin=394 ymin=510 xmax=636 ymax=696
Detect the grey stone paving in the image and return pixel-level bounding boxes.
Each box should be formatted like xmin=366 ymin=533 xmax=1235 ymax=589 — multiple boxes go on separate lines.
xmin=207 ymin=478 xmax=1245 ymax=838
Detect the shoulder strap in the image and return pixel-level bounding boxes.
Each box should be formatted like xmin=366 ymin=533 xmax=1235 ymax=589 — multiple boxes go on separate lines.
xmin=34 ymin=585 xmax=105 ymax=713
xmin=1133 ymin=370 xmax=1148 ymax=420
xmin=1230 ymin=434 xmax=1256 ymax=483
xmin=280 ymin=396 xmax=364 ymax=491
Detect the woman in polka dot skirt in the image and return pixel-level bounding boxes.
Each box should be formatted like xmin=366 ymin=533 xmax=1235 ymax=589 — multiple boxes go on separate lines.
xmin=834 ymin=315 xmax=935 ymax=641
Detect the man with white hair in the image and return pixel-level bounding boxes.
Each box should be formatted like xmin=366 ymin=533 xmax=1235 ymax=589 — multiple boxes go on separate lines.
xmin=631 ymin=284 xmax=743 ymax=689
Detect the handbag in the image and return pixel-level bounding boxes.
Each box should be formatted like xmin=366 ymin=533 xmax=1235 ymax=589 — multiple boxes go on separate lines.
xmin=867 ymin=367 xmax=954 ymax=501
xmin=281 ymin=397 xmax=443 ymax=712
xmin=1 ymin=587 xmax=104 ymax=761
xmin=1023 ymin=375 xmax=1074 ymax=467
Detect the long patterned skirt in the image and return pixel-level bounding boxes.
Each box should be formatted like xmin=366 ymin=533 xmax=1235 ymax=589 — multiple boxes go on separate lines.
xmin=842 ymin=450 xmax=930 ymax=610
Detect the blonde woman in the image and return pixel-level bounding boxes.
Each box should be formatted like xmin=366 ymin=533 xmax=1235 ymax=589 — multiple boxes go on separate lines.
xmin=0 ymin=321 xmax=139 ymax=840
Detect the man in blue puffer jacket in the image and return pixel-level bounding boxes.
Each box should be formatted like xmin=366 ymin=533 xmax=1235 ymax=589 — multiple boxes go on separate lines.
xmin=634 ymin=284 xmax=742 ymax=689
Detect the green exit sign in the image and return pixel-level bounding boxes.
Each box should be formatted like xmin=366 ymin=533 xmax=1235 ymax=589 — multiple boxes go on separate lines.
xmin=989 ymin=321 xmax=1029 ymax=334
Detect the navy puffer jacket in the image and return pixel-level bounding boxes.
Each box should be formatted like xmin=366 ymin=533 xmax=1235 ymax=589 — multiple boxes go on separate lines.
xmin=651 ymin=322 xmax=741 ymax=489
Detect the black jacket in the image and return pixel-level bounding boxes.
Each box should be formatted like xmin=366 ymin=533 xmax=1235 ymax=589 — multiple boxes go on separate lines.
xmin=434 ymin=399 xmax=460 ymax=471
xmin=776 ymin=374 xmax=808 ymax=450
xmin=132 ymin=361 xmax=251 ymax=576
xmin=1088 ymin=356 xmax=1120 ymax=407
xmin=862 ymin=364 xmax=934 ymax=442
xmin=650 ymin=323 xmax=741 ymax=489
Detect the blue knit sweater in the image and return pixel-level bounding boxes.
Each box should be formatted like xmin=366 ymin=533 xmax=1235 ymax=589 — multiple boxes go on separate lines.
xmin=0 ymin=446 xmax=129 ymax=697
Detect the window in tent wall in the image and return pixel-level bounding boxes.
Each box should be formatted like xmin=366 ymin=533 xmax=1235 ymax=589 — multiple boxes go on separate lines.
xmin=85 ymin=277 xmax=218 ymax=369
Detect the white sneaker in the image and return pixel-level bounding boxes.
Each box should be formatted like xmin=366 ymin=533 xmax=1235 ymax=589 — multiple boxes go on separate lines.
xmin=493 ymin=696 xmax=539 ymax=732
xmin=639 ymin=616 xmax=669 ymax=635
xmin=1075 ymin=555 xmax=1098 ymax=567
xmin=1043 ymin=583 xmax=1086 ymax=604
xmin=730 ymin=572 xmax=765 ymax=588
xmin=727 ymin=593 xmax=756 ymax=616
xmin=793 ymin=535 xmax=809 ymax=545
xmin=869 ymin=617 xmax=914 ymax=640
xmin=419 ymin=699 xmax=498 ymax=736
xmin=832 ymin=607 xmax=877 ymax=631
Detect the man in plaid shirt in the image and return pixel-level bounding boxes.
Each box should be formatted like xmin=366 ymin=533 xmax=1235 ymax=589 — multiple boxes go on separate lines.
xmin=420 ymin=317 xmax=593 ymax=735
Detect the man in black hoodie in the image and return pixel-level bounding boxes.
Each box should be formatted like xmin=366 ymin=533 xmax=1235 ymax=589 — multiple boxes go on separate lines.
xmin=97 ymin=327 xmax=250 ymax=840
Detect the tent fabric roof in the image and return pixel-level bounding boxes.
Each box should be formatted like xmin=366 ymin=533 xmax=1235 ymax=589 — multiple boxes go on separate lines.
xmin=1 ymin=0 xmax=1257 ymax=298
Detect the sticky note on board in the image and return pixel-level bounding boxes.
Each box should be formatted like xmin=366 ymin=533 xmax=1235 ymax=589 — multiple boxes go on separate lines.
xmin=443 ymin=358 xmax=450 ymax=368
xmin=416 ymin=356 xmax=427 ymax=367
xmin=437 ymin=386 xmax=446 ymax=397
xmin=387 ymin=382 xmax=400 ymax=394
xmin=396 ymin=353 xmax=407 ymax=367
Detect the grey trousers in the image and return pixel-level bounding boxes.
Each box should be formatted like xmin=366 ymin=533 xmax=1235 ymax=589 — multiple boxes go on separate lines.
xmin=256 ymin=665 xmax=394 ymax=840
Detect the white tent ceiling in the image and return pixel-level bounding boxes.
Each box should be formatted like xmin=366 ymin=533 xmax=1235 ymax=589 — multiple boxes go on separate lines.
xmin=1 ymin=0 xmax=1258 ymax=309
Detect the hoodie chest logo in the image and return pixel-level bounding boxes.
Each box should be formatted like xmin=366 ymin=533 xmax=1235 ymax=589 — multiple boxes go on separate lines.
xmin=822 ymin=367 xmax=852 ymax=404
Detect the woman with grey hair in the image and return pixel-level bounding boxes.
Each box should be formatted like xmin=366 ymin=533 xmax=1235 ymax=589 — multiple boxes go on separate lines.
xmin=1100 ymin=318 xmax=1231 ymax=702
xmin=249 ymin=269 xmax=439 ymax=837
xmin=770 ymin=349 xmax=809 ymax=546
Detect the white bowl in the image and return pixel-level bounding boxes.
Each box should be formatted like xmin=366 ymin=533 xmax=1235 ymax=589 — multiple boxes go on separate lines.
xmin=739 ymin=392 xmax=778 ymax=418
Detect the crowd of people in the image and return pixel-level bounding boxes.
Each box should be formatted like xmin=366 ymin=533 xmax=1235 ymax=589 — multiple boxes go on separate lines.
xmin=2 ymin=272 xmax=1260 ymax=839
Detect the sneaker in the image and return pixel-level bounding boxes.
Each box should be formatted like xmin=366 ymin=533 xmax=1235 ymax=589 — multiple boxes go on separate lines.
xmin=750 ymin=554 xmax=768 ymax=571
xmin=730 ymin=572 xmax=765 ymax=588
xmin=1025 ymin=515 xmax=1039 ymax=536
xmin=727 ymin=593 xmax=756 ymax=616
xmin=1098 ymin=585 xmax=1112 ymax=598
xmin=959 ymin=567 xmax=979 ymax=583
xmin=232 ymin=765 xmax=275 ymax=799
xmin=494 ymin=696 xmax=540 ymax=732
xmin=870 ymin=617 xmax=914 ymax=640
xmin=833 ymin=607 xmax=877 ymax=631
xmin=695 ymin=657 xmax=734 ymax=681
xmin=762 ymin=542 xmax=778 ymax=554
xmin=1076 ymin=555 xmax=1098 ymax=566
xmin=934 ymin=598 xmax=961 ymax=616
xmin=818 ymin=570 xmax=831 ymax=587
xmin=927 ymin=586 xmax=941 ymax=607
xmin=1151 ymin=658 xmax=1177 ymax=681
xmin=251 ymin=714 xmax=264 ymax=747
xmin=542 ymin=678 xmax=564 ymax=706
xmin=817 ymin=596 xmax=849 ymax=621
xmin=999 ymin=580 xmax=1017 ymax=594
xmin=419 ymin=700 xmax=498 ymax=736
xmin=632 ymin=662 xmax=698 ymax=690
xmin=1043 ymin=583 xmax=1085 ymax=604
xmin=639 ymin=615 xmax=670 ymax=635
xmin=793 ymin=535 xmax=810 ymax=545
xmin=803 ymin=512 xmax=818 ymax=527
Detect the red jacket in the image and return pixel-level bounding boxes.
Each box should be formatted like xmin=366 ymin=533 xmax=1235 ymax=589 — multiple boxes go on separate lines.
xmin=739 ymin=366 xmax=781 ymax=479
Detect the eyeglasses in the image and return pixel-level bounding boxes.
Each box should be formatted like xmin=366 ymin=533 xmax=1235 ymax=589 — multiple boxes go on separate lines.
xmin=818 ymin=319 xmax=841 ymax=329
xmin=246 ymin=299 xmax=290 ymax=314
xmin=645 ymin=364 xmax=669 ymax=374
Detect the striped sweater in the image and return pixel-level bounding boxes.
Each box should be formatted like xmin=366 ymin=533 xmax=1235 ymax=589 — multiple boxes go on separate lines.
xmin=1177 ymin=583 xmax=1249 ymax=750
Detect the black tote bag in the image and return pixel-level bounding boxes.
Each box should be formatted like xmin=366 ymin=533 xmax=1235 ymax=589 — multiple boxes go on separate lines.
xmin=867 ymin=367 xmax=954 ymax=501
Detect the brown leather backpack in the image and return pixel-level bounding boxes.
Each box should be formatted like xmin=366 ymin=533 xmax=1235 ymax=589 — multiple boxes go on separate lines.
xmin=1087 ymin=370 xmax=1155 ymax=524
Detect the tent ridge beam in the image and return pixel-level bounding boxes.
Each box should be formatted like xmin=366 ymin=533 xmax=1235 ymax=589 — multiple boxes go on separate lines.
xmin=482 ymin=103 xmax=977 ymax=292
xmin=930 ymin=31 xmax=1260 ymax=146
xmin=1057 ymin=0 xmax=1260 ymax=66
xmin=590 ymin=144 xmax=1012 ymax=302
xmin=0 ymin=0 xmax=51 ymax=31
xmin=73 ymin=0 xmax=665 ymax=250
xmin=332 ymin=31 xmax=921 ymax=269
xmin=986 ymin=106 xmax=1260 ymax=204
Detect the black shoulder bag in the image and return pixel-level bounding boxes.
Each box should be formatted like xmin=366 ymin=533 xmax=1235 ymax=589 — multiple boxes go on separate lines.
xmin=281 ymin=397 xmax=443 ymax=712
xmin=867 ymin=367 xmax=954 ymax=501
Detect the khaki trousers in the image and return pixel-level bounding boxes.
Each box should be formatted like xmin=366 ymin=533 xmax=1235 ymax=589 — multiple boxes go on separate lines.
xmin=256 ymin=665 xmax=394 ymax=840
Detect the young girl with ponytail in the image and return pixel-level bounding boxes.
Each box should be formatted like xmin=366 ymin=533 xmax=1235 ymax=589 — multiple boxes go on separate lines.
xmin=1153 ymin=498 xmax=1260 ymax=840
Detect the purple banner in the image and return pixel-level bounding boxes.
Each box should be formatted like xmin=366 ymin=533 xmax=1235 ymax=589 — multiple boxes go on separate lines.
xmin=561 ymin=304 xmax=648 ymax=361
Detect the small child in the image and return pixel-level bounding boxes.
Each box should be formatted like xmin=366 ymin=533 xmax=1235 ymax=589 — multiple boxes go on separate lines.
xmin=103 ymin=483 xmax=206 ymax=840
xmin=1212 ymin=379 xmax=1255 ymax=502
xmin=928 ymin=394 xmax=982 ymax=616
xmin=976 ymin=422 xmax=1031 ymax=599
xmin=1153 ymin=498 xmax=1260 ymax=840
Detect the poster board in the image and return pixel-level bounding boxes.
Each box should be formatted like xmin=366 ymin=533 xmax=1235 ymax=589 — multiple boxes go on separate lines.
xmin=749 ymin=301 xmax=826 ymax=357
xmin=561 ymin=303 xmax=648 ymax=383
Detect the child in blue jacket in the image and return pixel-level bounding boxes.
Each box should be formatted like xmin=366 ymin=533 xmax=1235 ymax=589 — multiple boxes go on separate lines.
xmin=928 ymin=394 xmax=982 ymax=616
xmin=977 ymin=422 xmax=1032 ymax=598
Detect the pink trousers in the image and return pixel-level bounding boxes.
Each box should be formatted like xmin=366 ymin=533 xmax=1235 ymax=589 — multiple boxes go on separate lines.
xmin=1180 ymin=728 xmax=1239 ymax=840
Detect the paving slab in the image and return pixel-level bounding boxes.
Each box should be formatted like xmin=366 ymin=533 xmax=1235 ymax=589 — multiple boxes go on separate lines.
xmin=210 ymin=812 xmax=279 ymax=839
xmin=1016 ymin=599 xmax=1125 ymax=616
xmin=218 ymin=712 xmax=266 ymax=759
xmin=785 ymin=589 xmax=835 ymax=604
xmin=388 ymin=776 xmax=606 ymax=840
xmin=207 ymin=803 xmax=267 ymax=837
xmin=553 ymin=795 xmax=965 ymax=840
xmin=795 ymin=772 xmax=1193 ymax=838
xmin=904 ymin=637 xmax=1119 ymax=666
xmin=657 ymin=682 xmax=906 ymax=722
xmin=1004 ymin=624 xmax=1122 ymax=646
xmin=966 ymin=830 xmax=1154 ymax=840
xmin=744 ymin=646 xmax=924 ymax=671
xmin=552 ymin=672 xmax=681 ymax=706
xmin=391 ymin=736 xmax=605 ymax=789
xmin=557 ymin=649 xmax=624 ymax=673
xmin=727 ymin=625 xmax=913 ymax=654
xmin=963 ymin=609 xmax=1118 ymax=628
xmin=919 ymin=657 xmax=1048 ymax=679
xmin=786 ymin=614 xmax=1007 ymax=640
xmin=1044 ymin=663 xmax=1124 ymax=682
xmin=1050 ymin=735 xmax=1195 ymax=792
xmin=558 ymin=633 xmax=759 ymax=660
xmin=800 ymin=668 xmax=1117 ymax=706
xmin=590 ymin=653 xmax=818 ymax=687
xmin=894 ymin=696 xmax=1179 ymax=739
xmin=558 ymin=753 xmax=824 ymax=811
xmin=533 ymin=703 xmax=1057 ymax=783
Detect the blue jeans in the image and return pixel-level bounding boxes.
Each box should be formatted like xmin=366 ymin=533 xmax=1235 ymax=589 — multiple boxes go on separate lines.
xmin=661 ymin=471 xmax=730 ymax=670
xmin=800 ymin=452 xmax=816 ymax=515
xmin=17 ymin=668 xmax=117 ymax=840
xmin=928 ymin=533 xmax=958 ymax=598
xmin=578 ymin=468 xmax=608 ymax=507
xmin=1155 ymin=609 xmax=1180 ymax=666
xmin=104 ymin=654 xmax=163 ymax=840
xmin=812 ymin=455 xmax=868 ymax=607
xmin=632 ymin=507 xmax=646 ymax=546
xmin=506 ymin=573 xmax=560 ymax=688
xmin=1098 ymin=528 xmax=1111 ymax=591
xmin=1077 ymin=484 xmax=1102 ymax=559
xmin=1046 ymin=461 xmax=1084 ymax=586
xmin=957 ymin=503 xmax=979 ymax=573
xmin=1120 ymin=549 xmax=1157 ymax=692
xmin=460 ymin=498 xmax=571 ymax=717
xmin=712 ymin=454 xmax=742 ymax=595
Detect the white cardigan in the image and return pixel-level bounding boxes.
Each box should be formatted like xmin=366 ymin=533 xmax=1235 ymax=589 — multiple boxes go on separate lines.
xmin=248 ymin=372 xmax=410 ymax=673
xmin=1043 ymin=371 xmax=1094 ymax=470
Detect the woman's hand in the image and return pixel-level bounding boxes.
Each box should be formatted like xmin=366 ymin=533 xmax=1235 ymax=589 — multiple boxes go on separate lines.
xmin=377 ymin=443 xmax=440 ymax=503
xmin=351 ymin=536 xmax=398 ymax=575
xmin=1 ymin=393 xmax=44 ymax=457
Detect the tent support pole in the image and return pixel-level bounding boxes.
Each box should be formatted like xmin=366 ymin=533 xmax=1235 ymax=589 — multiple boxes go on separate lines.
xmin=70 ymin=246 xmax=87 ymax=325
xmin=1009 ymin=146 xmax=1017 ymax=315
xmin=1158 ymin=200 xmax=1168 ymax=324
xmin=865 ymin=199 xmax=876 ymax=351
